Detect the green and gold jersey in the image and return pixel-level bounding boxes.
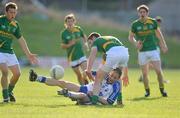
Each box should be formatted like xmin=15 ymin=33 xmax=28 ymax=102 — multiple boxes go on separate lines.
xmin=154 ymin=25 xmax=161 ymax=48
xmin=154 ymin=34 xmax=159 ymax=48
xmin=92 ymin=36 xmax=123 ymax=53
xmin=131 ymin=17 xmax=158 ymax=52
xmin=61 ymin=25 xmax=85 ymax=61
xmin=0 ymin=15 xmax=22 ymax=54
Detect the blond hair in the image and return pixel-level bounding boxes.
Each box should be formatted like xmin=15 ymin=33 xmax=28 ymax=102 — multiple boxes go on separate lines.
xmin=64 ymin=13 xmax=76 ymax=28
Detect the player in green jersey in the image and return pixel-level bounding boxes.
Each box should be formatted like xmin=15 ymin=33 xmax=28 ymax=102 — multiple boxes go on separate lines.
xmin=61 ymin=14 xmax=91 ymax=85
xmin=0 ymin=2 xmax=38 ymax=103
xmin=129 ymin=5 xmax=168 ymax=97
xmin=138 ymin=16 xmax=169 ymax=83
xmin=86 ymin=32 xmax=129 ymax=105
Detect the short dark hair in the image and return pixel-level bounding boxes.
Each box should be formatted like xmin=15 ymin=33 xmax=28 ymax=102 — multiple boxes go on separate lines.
xmin=137 ymin=4 xmax=149 ymax=12
xmin=113 ymin=68 xmax=122 ymax=78
xmin=87 ymin=32 xmax=101 ymax=41
xmin=5 ymin=2 xmax=18 ymax=12
xmin=155 ymin=16 xmax=162 ymax=23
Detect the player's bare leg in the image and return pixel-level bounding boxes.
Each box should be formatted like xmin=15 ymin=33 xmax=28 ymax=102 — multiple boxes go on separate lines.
xmin=29 ymin=69 xmax=80 ymax=92
xmin=91 ymin=69 xmax=107 ymax=104
xmin=60 ymin=89 xmax=91 ymax=104
xmin=139 ymin=63 xmax=169 ymax=83
xmin=79 ymin=61 xmax=89 ymax=83
xmin=29 ymin=70 xmax=91 ymax=104
xmin=141 ymin=64 xmax=150 ymax=97
xmin=73 ymin=67 xmax=85 ymax=85
xmin=45 ymin=79 xmax=80 ymax=92
xmin=8 ymin=65 xmax=21 ymax=102
xmin=151 ymin=61 xmax=167 ymax=97
xmin=0 ymin=64 xmax=9 ymax=102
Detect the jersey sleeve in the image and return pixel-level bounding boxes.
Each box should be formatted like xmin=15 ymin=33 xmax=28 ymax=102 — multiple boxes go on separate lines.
xmin=14 ymin=23 xmax=22 ymax=39
xmin=131 ymin=22 xmax=136 ymax=33
xmin=61 ymin=31 xmax=67 ymax=44
xmin=78 ymin=26 xmax=85 ymax=37
xmin=107 ymin=81 xmax=120 ymax=104
xmin=153 ymin=20 xmax=158 ymax=30
xmin=92 ymin=39 xmax=99 ymax=48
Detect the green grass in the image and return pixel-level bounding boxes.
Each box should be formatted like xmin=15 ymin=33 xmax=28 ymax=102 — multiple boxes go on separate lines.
xmin=0 ymin=68 xmax=180 ymax=118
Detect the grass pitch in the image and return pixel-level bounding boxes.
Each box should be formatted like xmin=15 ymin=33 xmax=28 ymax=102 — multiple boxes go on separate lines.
xmin=0 ymin=68 xmax=180 ymax=118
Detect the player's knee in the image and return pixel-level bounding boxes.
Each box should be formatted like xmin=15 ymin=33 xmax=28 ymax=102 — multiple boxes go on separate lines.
xmin=1 ymin=71 xmax=8 ymax=78
xmin=76 ymin=72 xmax=82 ymax=78
xmin=57 ymin=80 xmax=66 ymax=88
xmin=156 ymin=70 xmax=162 ymax=76
xmin=82 ymin=71 xmax=87 ymax=77
xmin=142 ymin=72 xmax=148 ymax=78
xmin=13 ymin=71 xmax=21 ymax=79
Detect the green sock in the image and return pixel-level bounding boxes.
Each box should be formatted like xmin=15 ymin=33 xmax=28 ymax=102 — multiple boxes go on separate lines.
xmin=8 ymin=84 xmax=15 ymax=94
xmin=117 ymin=92 xmax=122 ymax=102
xmin=2 ymin=89 xmax=9 ymax=100
xmin=145 ymin=88 xmax=150 ymax=93
xmin=160 ymin=87 xmax=164 ymax=93
xmin=91 ymin=95 xmax=99 ymax=104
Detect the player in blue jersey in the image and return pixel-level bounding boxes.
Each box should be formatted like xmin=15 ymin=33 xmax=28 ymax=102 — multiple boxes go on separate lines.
xmin=29 ymin=68 xmax=122 ymax=105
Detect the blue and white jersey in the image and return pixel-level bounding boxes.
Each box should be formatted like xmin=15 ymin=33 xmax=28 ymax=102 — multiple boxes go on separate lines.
xmin=79 ymin=74 xmax=120 ymax=105
xmin=99 ymin=76 xmax=120 ymax=104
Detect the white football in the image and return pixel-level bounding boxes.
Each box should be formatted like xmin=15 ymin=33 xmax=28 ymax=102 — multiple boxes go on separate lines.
xmin=50 ymin=65 xmax=64 ymax=80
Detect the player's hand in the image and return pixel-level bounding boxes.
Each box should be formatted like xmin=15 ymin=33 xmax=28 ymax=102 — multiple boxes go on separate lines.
xmin=85 ymin=69 xmax=94 ymax=81
xmin=28 ymin=53 xmax=39 ymax=65
xmin=136 ymin=40 xmax=143 ymax=50
xmin=85 ymin=69 xmax=91 ymax=75
xmin=68 ymin=40 xmax=76 ymax=46
xmin=87 ymin=91 xmax=93 ymax=96
xmin=122 ymin=76 xmax=129 ymax=87
xmin=84 ymin=42 xmax=90 ymax=52
xmin=161 ymin=46 xmax=168 ymax=53
xmin=117 ymin=100 xmax=124 ymax=107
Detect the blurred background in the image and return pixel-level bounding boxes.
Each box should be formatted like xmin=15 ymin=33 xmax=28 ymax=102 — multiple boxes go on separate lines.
xmin=0 ymin=0 xmax=180 ymax=68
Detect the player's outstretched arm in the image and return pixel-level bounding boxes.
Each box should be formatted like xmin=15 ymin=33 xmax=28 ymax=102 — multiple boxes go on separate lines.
xmin=61 ymin=40 xmax=76 ymax=49
xmin=18 ymin=36 xmax=38 ymax=64
xmin=155 ymin=28 xmax=168 ymax=53
xmin=128 ymin=31 xmax=142 ymax=50
xmin=121 ymin=67 xmax=129 ymax=87
xmin=86 ymin=47 xmax=97 ymax=73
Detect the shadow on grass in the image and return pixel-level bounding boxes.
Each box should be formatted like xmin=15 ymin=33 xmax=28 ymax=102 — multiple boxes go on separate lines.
xmin=129 ymin=96 xmax=163 ymax=101
xmin=0 ymin=102 xmax=124 ymax=108
xmin=138 ymin=81 xmax=157 ymax=85
xmin=0 ymin=102 xmax=75 ymax=108
xmin=94 ymin=104 xmax=125 ymax=109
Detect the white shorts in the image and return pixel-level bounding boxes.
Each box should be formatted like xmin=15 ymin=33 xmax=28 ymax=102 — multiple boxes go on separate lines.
xmin=0 ymin=52 xmax=19 ymax=66
xmin=79 ymin=82 xmax=94 ymax=93
xmin=138 ymin=49 xmax=161 ymax=66
xmin=101 ymin=46 xmax=129 ymax=72
xmin=86 ymin=82 xmax=94 ymax=91
xmin=157 ymin=47 xmax=160 ymax=54
xmin=70 ymin=56 xmax=87 ymax=68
